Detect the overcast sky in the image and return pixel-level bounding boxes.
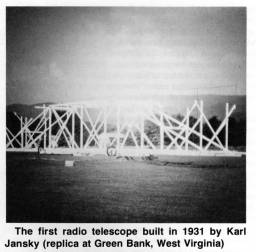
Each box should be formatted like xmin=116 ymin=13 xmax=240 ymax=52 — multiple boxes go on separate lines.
xmin=6 ymin=7 xmax=246 ymax=105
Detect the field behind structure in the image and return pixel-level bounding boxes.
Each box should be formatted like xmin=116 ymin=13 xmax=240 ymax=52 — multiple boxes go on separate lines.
xmin=6 ymin=153 xmax=245 ymax=223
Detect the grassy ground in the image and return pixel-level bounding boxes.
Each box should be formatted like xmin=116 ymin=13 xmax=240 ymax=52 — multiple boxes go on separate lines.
xmin=6 ymin=153 xmax=246 ymax=223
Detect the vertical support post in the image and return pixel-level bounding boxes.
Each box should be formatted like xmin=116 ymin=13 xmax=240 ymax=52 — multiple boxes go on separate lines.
xmin=225 ymin=103 xmax=229 ymax=150
xmin=199 ymin=100 xmax=203 ymax=150
xmin=160 ymin=110 xmax=164 ymax=150
xmin=185 ymin=107 xmax=189 ymax=151
xmin=140 ymin=112 xmax=144 ymax=149
xmin=103 ymin=108 xmax=107 ymax=135
xmin=80 ymin=105 xmax=83 ymax=149
xmin=72 ymin=107 xmax=75 ymax=150
xmin=43 ymin=105 xmax=46 ymax=149
xmin=24 ymin=117 xmax=27 ymax=148
xmin=117 ymin=106 xmax=120 ymax=150
xmin=20 ymin=116 xmax=23 ymax=148
xmin=103 ymin=107 xmax=107 ymax=149
xmin=49 ymin=108 xmax=52 ymax=149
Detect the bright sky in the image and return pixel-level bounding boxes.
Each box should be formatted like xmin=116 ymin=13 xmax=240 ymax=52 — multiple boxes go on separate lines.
xmin=6 ymin=7 xmax=246 ymax=104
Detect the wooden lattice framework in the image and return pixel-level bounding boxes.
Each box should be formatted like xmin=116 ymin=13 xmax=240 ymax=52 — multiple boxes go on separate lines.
xmin=6 ymin=100 xmax=243 ymax=156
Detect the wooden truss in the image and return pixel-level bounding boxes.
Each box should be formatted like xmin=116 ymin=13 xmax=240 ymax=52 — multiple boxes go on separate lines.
xmin=6 ymin=100 xmax=243 ymax=156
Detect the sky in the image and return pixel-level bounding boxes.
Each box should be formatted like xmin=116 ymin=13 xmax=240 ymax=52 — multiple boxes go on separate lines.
xmin=6 ymin=7 xmax=246 ymax=105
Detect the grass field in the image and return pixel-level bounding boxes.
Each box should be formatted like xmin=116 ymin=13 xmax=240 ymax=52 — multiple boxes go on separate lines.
xmin=6 ymin=153 xmax=246 ymax=223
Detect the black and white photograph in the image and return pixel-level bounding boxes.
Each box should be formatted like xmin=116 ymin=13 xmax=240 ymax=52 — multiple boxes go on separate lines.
xmin=6 ymin=6 xmax=246 ymax=223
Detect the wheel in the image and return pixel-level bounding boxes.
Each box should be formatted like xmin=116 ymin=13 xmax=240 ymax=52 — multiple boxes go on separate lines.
xmin=107 ymin=146 xmax=117 ymax=156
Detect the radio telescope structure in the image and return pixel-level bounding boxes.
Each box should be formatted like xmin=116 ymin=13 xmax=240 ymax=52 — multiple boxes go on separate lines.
xmin=6 ymin=99 xmax=242 ymax=157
